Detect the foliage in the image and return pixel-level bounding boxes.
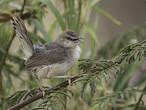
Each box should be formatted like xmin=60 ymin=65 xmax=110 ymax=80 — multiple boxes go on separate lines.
xmin=0 ymin=0 xmax=146 ymax=110
xmin=97 ymin=22 xmax=146 ymax=59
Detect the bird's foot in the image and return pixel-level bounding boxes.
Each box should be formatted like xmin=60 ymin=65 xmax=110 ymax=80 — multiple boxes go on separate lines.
xmin=39 ymin=87 xmax=45 ymax=98
xmin=67 ymin=77 xmax=73 ymax=86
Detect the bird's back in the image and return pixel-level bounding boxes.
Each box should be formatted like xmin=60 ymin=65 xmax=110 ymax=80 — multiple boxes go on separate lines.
xmin=26 ymin=42 xmax=69 ymax=70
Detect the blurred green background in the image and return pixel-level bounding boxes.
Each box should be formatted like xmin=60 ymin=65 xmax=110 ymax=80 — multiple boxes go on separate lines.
xmin=0 ymin=0 xmax=146 ymax=110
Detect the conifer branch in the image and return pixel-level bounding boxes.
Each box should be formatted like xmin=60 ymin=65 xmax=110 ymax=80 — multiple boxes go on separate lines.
xmin=7 ymin=75 xmax=82 ymax=110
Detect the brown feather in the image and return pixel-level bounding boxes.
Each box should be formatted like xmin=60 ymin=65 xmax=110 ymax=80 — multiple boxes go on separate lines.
xmin=26 ymin=42 xmax=69 ymax=69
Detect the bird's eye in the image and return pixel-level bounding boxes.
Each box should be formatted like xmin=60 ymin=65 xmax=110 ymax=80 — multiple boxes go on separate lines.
xmin=66 ymin=37 xmax=78 ymax=41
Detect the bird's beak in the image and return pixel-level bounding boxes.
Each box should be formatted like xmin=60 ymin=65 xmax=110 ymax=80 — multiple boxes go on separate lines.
xmin=78 ymin=36 xmax=83 ymax=39
xmin=78 ymin=36 xmax=84 ymax=42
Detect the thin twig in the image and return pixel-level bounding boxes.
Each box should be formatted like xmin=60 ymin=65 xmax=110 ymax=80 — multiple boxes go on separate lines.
xmin=134 ymin=84 xmax=146 ymax=110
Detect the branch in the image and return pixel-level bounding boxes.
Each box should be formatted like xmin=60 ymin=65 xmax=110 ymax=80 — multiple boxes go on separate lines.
xmin=7 ymin=75 xmax=82 ymax=110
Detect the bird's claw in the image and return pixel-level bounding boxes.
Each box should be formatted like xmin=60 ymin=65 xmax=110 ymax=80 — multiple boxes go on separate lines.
xmin=68 ymin=78 xmax=72 ymax=86
xmin=39 ymin=87 xmax=45 ymax=98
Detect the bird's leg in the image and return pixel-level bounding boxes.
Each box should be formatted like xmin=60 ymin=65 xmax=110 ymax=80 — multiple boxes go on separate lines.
xmin=36 ymin=79 xmax=45 ymax=97
xmin=68 ymin=77 xmax=72 ymax=86
xmin=34 ymin=74 xmax=45 ymax=97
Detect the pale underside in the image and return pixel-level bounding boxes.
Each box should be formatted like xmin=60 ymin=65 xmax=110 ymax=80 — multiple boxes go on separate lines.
xmin=33 ymin=62 xmax=74 ymax=79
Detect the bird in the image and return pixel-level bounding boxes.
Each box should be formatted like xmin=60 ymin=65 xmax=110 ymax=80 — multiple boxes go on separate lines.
xmin=11 ymin=15 xmax=82 ymax=95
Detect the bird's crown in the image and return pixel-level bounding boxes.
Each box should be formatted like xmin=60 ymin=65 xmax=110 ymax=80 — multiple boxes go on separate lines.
xmin=63 ymin=30 xmax=81 ymax=41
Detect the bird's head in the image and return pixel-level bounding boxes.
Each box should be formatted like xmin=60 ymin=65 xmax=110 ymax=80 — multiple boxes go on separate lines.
xmin=56 ymin=30 xmax=82 ymax=48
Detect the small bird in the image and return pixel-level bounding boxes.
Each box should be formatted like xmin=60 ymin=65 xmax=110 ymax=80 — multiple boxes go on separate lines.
xmin=11 ymin=15 xmax=81 ymax=94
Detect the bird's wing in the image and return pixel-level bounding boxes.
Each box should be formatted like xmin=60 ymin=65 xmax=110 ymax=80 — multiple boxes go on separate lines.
xmin=26 ymin=45 xmax=68 ymax=69
xmin=11 ymin=15 xmax=34 ymax=58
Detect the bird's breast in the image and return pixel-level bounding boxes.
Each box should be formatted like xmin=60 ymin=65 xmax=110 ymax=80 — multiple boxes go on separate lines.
xmin=47 ymin=46 xmax=81 ymax=77
xmin=71 ymin=46 xmax=81 ymax=61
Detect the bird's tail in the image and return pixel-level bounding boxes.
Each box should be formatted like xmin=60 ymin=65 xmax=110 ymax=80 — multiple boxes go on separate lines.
xmin=11 ymin=15 xmax=34 ymax=58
